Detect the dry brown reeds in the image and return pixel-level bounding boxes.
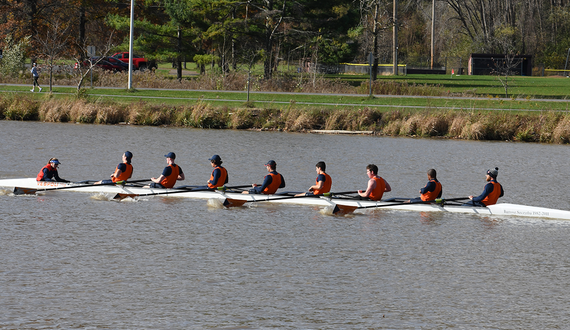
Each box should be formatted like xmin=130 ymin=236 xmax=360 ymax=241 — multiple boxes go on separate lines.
xmin=3 ymin=92 xmax=570 ymax=144
xmin=552 ymin=115 xmax=570 ymax=143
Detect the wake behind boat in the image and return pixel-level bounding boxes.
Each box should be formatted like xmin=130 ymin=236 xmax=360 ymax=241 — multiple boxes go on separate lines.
xmin=2 ymin=178 xmax=570 ymax=220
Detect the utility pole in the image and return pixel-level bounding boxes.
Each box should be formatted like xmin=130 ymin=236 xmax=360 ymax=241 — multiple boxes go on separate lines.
xmin=392 ymin=0 xmax=398 ymax=75
xmin=431 ymin=0 xmax=435 ymax=69
xmin=127 ymin=0 xmax=134 ymax=89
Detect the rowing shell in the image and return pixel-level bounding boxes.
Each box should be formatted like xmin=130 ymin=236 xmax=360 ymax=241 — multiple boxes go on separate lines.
xmin=2 ymin=178 xmax=570 ymax=220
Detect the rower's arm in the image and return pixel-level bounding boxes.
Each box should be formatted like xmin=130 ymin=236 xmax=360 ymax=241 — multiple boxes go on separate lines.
xmin=209 ymin=168 xmax=220 ymax=185
xmin=111 ymin=168 xmax=123 ymax=179
xmin=259 ymin=175 xmax=273 ymax=190
xmin=359 ymin=179 xmax=376 ymax=197
xmin=152 ymin=175 xmax=165 ymax=183
xmin=384 ymin=179 xmax=391 ymax=192
xmin=472 ymin=183 xmax=493 ymax=202
xmin=309 ymin=175 xmax=325 ymax=191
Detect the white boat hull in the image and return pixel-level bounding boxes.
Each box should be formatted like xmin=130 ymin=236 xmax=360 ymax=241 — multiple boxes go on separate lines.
xmin=2 ymin=178 xmax=570 ymax=220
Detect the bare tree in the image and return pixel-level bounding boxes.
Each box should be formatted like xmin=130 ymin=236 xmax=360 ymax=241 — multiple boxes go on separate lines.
xmin=35 ymin=18 xmax=73 ymax=92
xmin=358 ymin=0 xmax=391 ymax=80
xmin=491 ymin=25 xmax=521 ymax=98
xmin=71 ymin=32 xmax=115 ymax=93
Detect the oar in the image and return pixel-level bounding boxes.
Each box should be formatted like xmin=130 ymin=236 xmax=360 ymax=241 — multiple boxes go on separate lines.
xmin=112 ymin=184 xmax=256 ymax=200
xmin=12 ymin=178 xmax=152 ymax=195
xmin=124 ymin=179 xmax=152 ymax=183
xmin=221 ymin=191 xmax=359 ymax=208
xmin=332 ymin=197 xmax=470 ymax=215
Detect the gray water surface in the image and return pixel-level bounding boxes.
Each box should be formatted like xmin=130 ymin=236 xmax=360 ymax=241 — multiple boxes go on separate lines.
xmin=1 ymin=121 xmax=569 ymax=329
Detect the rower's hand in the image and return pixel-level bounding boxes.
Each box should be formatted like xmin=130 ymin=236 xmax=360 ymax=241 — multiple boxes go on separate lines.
xmin=468 ymin=195 xmax=473 ymax=200
xmin=252 ymin=184 xmax=258 ymax=187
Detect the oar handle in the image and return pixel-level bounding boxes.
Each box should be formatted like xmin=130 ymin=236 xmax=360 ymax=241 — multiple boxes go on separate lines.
xmin=124 ymin=178 xmax=152 ymax=183
xmin=217 ymin=184 xmax=259 ymax=190
xmin=322 ymin=191 xmax=358 ymax=197
xmin=435 ymin=197 xmax=470 ymax=203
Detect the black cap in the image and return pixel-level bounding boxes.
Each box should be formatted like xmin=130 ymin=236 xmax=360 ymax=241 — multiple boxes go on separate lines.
xmin=165 ymin=152 xmax=176 ymax=159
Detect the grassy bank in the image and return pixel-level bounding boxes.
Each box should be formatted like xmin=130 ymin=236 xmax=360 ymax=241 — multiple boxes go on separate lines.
xmin=2 ymin=83 xmax=570 ymax=112
xmin=2 ymin=92 xmax=570 ymax=144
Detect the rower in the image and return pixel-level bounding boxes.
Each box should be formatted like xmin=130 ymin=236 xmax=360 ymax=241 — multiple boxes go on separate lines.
xmin=242 ymin=160 xmax=285 ymax=194
xmin=358 ymin=164 xmax=391 ymax=201
xmin=406 ymin=168 xmax=442 ymax=203
xmin=95 ymin=151 xmax=133 ymax=185
xmin=295 ymin=161 xmax=332 ymax=197
xmin=207 ymin=155 xmax=228 ymax=189
xmin=36 ymin=158 xmax=69 ymax=182
xmin=145 ymin=152 xmax=185 ymax=189
xmin=464 ymin=167 xmax=504 ymax=207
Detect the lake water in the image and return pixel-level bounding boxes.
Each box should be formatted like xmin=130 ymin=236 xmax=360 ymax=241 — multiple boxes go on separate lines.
xmin=1 ymin=120 xmax=570 ymax=329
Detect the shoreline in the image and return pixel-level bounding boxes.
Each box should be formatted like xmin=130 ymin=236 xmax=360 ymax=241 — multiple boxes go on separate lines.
xmin=2 ymin=92 xmax=570 ymax=144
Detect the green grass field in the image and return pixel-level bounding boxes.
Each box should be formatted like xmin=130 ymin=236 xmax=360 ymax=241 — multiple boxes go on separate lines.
xmin=4 ymin=66 xmax=570 ymax=113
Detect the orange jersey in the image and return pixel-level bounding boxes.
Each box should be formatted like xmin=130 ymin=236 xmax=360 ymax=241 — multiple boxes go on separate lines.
xmin=368 ymin=176 xmax=386 ymax=201
xmin=37 ymin=164 xmax=56 ymax=181
xmin=262 ymin=172 xmax=283 ymax=194
xmin=160 ymin=164 xmax=180 ymax=188
xmin=208 ymin=166 xmax=228 ymax=188
xmin=482 ymin=181 xmax=502 ymax=206
xmin=313 ymin=173 xmax=332 ymax=195
xmin=112 ymin=163 xmax=133 ymax=183
xmin=420 ymin=179 xmax=442 ymax=201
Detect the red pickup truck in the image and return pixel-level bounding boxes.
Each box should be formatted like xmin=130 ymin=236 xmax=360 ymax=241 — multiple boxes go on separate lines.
xmin=111 ymin=52 xmax=154 ymax=70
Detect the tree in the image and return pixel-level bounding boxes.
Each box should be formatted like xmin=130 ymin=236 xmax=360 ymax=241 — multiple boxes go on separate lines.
xmin=491 ymin=25 xmax=521 ymax=98
xmin=71 ymin=32 xmax=115 ymax=93
xmin=0 ymin=34 xmax=30 ymax=77
xmin=35 ymin=18 xmax=73 ymax=91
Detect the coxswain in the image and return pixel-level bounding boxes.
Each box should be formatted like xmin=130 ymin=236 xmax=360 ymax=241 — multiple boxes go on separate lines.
xmin=242 ymin=160 xmax=285 ymax=194
xmin=207 ymin=155 xmax=228 ymax=189
xmin=407 ymin=168 xmax=442 ymax=203
xmin=146 ymin=152 xmax=185 ymax=189
xmin=95 ymin=151 xmax=133 ymax=184
xmin=358 ymin=164 xmax=391 ymax=201
xmin=464 ymin=167 xmax=504 ymax=207
xmin=36 ymin=158 xmax=69 ymax=182
xmin=295 ymin=161 xmax=332 ymax=196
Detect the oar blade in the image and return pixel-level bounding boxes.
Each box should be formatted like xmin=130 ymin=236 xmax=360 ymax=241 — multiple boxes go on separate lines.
xmin=332 ymin=204 xmax=358 ymax=215
xmin=113 ymin=193 xmax=138 ymax=200
xmin=222 ymin=198 xmax=248 ymax=208
xmin=13 ymin=187 xmax=38 ymax=195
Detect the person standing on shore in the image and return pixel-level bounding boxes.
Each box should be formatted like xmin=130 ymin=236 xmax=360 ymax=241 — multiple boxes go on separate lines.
xmin=358 ymin=164 xmax=391 ymax=201
xmin=30 ymin=63 xmax=42 ymax=92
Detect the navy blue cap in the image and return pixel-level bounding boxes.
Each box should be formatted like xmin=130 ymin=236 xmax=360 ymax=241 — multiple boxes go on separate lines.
xmin=124 ymin=151 xmax=133 ymax=159
xmin=50 ymin=159 xmax=61 ymax=165
xmin=209 ymin=154 xmax=221 ymax=162
xmin=165 ymin=152 xmax=176 ymax=159
xmin=265 ymin=160 xmax=276 ymax=166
